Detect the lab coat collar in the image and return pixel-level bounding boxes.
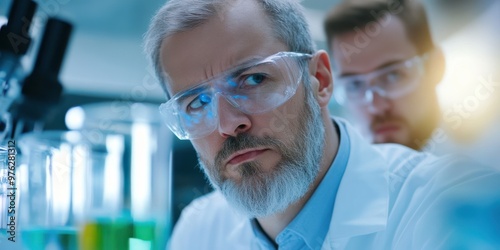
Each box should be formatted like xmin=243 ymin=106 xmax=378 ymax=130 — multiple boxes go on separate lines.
xmin=325 ymin=118 xmax=390 ymax=240
xmin=224 ymin=118 xmax=390 ymax=248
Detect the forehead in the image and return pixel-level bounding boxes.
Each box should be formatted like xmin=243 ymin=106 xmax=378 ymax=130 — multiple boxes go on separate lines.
xmin=160 ymin=0 xmax=287 ymax=96
xmin=331 ymin=15 xmax=418 ymax=75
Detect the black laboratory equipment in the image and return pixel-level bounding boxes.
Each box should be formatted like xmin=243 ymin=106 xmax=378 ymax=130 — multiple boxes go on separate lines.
xmin=9 ymin=17 xmax=73 ymax=138
xmin=0 ymin=0 xmax=37 ymax=141
xmin=0 ymin=0 xmax=37 ymax=239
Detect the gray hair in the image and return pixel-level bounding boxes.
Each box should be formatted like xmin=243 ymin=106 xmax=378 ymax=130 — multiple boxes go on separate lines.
xmin=143 ymin=0 xmax=315 ymax=96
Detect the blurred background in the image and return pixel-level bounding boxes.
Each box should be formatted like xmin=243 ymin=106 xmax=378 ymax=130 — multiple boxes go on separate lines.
xmin=1 ymin=0 xmax=498 ymax=229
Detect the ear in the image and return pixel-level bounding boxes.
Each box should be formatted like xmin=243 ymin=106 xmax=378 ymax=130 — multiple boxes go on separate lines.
xmin=309 ymin=50 xmax=334 ymax=108
xmin=425 ymin=47 xmax=445 ymax=87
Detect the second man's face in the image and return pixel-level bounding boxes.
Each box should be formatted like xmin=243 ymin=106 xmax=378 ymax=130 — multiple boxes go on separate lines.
xmin=330 ymin=15 xmax=437 ymax=149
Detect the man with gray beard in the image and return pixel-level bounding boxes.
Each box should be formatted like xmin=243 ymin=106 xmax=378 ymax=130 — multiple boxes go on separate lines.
xmin=143 ymin=0 xmax=500 ymax=249
xmin=199 ymin=72 xmax=324 ymax=217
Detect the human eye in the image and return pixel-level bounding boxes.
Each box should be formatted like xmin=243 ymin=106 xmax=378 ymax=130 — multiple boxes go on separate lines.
xmin=386 ymin=70 xmax=404 ymax=83
xmin=231 ymin=61 xmax=276 ymax=90
xmin=241 ymin=73 xmax=268 ymax=88
xmin=186 ymin=93 xmax=212 ymax=113
xmin=345 ymin=79 xmax=365 ymax=92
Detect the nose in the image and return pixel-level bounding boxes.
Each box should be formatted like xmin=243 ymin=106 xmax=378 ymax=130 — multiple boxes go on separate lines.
xmin=365 ymin=89 xmax=391 ymax=115
xmin=216 ymin=94 xmax=252 ymax=138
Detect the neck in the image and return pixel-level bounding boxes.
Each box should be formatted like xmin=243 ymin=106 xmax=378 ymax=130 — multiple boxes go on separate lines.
xmin=256 ymin=112 xmax=339 ymax=240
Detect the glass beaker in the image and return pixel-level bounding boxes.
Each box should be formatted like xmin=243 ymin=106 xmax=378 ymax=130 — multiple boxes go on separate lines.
xmin=0 ymin=144 xmax=13 ymax=239
xmin=65 ymin=101 xmax=173 ymax=250
xmin=17 ymin=131 xmax=87 ymax=250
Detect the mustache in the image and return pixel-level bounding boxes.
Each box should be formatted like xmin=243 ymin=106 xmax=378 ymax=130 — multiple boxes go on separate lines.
xmin=370 ymin=114 xmax=407 ymax=130
xmin=214 ymin=133 xmax=283 ymax=167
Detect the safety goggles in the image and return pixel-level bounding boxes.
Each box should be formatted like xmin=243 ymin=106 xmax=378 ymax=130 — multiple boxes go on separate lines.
xmin=159 ymin=52 xmax=312 ymax=140
xmin=334 ymin=55 xmax=426 ymax=106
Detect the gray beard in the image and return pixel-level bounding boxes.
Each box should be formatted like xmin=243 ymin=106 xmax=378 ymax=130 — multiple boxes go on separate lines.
xmin=198 ymin=84 xmax=325 ymax=218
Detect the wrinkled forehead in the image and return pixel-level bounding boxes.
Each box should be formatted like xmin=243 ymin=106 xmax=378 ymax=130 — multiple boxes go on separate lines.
xmin=159 ymin=0 xmax=287 ymax=97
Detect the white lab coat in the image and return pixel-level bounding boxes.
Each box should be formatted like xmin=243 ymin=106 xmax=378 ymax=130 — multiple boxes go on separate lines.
xmin=169 ymin=119 xmax=499 ymax=250
xmin=424 ymin=116 xmax=500 ymax=170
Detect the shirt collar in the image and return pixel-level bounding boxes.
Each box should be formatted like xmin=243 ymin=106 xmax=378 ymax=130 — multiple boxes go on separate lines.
xmin=276 ymin=119 xmax=351 ymax=249
xmin=325 ymin=118 xmax=389 ymax=241
xmin=245 ymin=118 xmax=390 ymax=247
xmin=250 ymin=119 xmax=350 ymax=249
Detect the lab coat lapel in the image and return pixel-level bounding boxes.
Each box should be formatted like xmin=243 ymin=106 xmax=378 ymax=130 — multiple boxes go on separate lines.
xmin=323 ymin=120 xmax=390 ymax=248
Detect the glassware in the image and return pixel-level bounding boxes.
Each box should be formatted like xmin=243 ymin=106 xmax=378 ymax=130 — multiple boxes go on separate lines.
xmin=17 ymin=131 xmax=87 ymax=250
xmin=0 ymin=146 xmax=11 ymax=237
xmin=65 ymin=101 xmax=173 ymax=250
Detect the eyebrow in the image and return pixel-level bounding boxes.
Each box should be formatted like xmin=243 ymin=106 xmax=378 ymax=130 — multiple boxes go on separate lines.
xmin=338 ymin=59 xmax=403 ymax=77
xmin=173 ymin=55 xmax=268 ymax=100
xmin=175 ymin=85 xmax=211 ymax=104
xmin=228 ymin=63 xmax=258 ymax=79
xmin=232 ymin=56 xmax=267 ymax=72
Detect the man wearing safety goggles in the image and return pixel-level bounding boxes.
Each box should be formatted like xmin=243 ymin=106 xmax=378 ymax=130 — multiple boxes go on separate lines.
xmin=144 ymin=0 xmax=499 ymax=249
xmin=324 ymin=0 xmax=445 ymax=150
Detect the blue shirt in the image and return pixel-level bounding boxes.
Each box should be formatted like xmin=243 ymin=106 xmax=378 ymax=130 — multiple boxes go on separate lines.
xmin=251 ymin=120 xmax=350 ymax=249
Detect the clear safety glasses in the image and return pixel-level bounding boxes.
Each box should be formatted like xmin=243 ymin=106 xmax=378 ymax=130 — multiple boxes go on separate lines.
xmin=159 ymin=52 xmax=312 ymax=140
xmin=334 ymin=55 xmax=426 ymax=106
